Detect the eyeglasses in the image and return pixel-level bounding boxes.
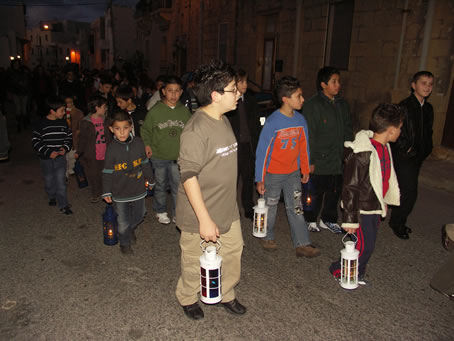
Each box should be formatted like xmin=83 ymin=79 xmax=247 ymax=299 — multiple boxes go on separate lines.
xmin=219 ymin=87 xmax=237 ymax=94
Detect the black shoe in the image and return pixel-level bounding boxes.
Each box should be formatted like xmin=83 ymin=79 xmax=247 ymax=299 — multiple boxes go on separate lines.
xmin=221 ymin=299 xmax=247 ymax=315
xmin=244 ymin=211 xmax=254 ymax=221
xmin=120 ymin=245 xmax=134 ymax=255
xmin=60 ymin=206 xmax=73 ymax=215
xmin=48 ymin=198 xmax=57 ymax=206
xmin=182 ymin=302 xmax=204 ymax=320
xmin=130 ymin=230 xmax=137 ymax=245
xmin=406 ymin=226 xmax=412 ymax=233
xmin=391 ymin=225 xmax=409 ymax=240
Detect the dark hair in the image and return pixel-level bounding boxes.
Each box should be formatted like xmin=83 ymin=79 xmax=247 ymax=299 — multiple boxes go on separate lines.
xmin=61 ymin=93 xmax=74 ymax=100
xmin=162 ymin=75 xmax=182 ymax=88
xmin=410 ymin=70 xmax=434 ymax=92
xmin=88 ymin=95 xmax=107 ymax=114
xmin=100 ymin=75 xmax=113 ymax=86
xmin=369 ymin=103 xmax=405 ymax=133
xmin=115 ymin=85 xmax=133 ymax=101
xmin=110 ymin=110 xmax=132 ymax=125
xmin=236 ymin=68 xmax=248 ymax=81
xmin=316 ymin=66 xmax=340 ymax=91
xmin=46 ymin=96 xmax=66 ymax=112
xmin=193 ymin=59 xmax=236 ymax=106
xmin=156 ymin=75 xmax=167 ymax=84
xmin=274 ymin=76 xmax=301 ymax=105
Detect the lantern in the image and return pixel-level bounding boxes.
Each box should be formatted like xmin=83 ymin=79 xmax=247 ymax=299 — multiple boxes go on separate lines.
xmin=102 ymin=204 xmax=118 ymax=246
xmin=73 ymin=160 xmax=88 ymax=188
xmin=302 ymin=178 xmax=313 ymax=211
xmin=340 ymin=234 xmax=359 ymax=290
xmin=200 ymin=241 xmax=222 ymax=304
xmin=253 ymin=198 xmax=268 ymax=238
xmin=145 ymin=179 xmax=155 ymax=197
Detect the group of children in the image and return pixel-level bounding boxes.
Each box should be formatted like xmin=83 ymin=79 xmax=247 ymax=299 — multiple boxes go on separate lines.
xmin=32 ymin=60 xmax=434 ymax=320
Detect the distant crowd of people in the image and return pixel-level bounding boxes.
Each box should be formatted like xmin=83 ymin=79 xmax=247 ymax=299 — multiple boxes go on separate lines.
xmin=0 ymin=57 xmax=437 ymax=319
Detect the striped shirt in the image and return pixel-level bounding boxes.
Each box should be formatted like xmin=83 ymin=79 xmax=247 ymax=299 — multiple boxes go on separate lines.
xmin=32 ymin=118 xmax=72 ymax=159
xmin=370 ymin=138 xmax=391 ymax=197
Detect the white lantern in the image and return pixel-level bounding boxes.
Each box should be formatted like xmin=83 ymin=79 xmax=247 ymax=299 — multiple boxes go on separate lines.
xmin=200 ymin=241 xmax=222 ymax=304
xmin=253 ymin=198 xmax=268 ymax=238
xmin=340 ymin=234 xmax=359 ymax=290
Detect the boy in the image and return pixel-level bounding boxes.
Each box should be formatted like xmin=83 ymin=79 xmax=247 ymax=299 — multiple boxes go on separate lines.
xmin=141 ymin=76 xmax=191 ymax=225
xmin=255 ymin=76 xmax=320 ymax=258
xmin=226 ymin=69 xmax=259 ymax=220
xmin=94 ymin=75 xmax=117 ymax=118
xmin=102 ymin=110 xmax=154 ymax=255
xmin=77 ymin=95 xmax=112 ymax=203
xmin=389 ymin=71 xmax=434 ymax=240
xmin=175 ymin=60 xmax=246 ymax=320
xmin=115 ymin=84 xmax=147 ymax=137
xmin=32 ymin=96 xmax=73 ymax=214
xmin=329 ymin=103 xmax=403 ymax=284
xmin=63 ymin=94 xmax=84 ymax=177
xmin=302 ymin=67 xmax=353 ymax=233
xmin=146 ymin=75 xmax=166 ymax=110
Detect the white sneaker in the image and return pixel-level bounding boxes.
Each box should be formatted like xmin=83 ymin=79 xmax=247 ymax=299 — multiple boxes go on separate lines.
xmin=319 ymin=219 xmax=343 ymax=234
xmin=156 ymin=212 xmax=171 ymax=224
xmin=307 ymin=222 xmax=321 ymax=232
xmin=172 ymin=216 xmax=176 ymax=224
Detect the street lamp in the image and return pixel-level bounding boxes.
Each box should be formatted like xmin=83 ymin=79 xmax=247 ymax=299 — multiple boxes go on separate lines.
xmin=17 ymin=55 xmax=21 ymax=59
xmin=43 ymin=24 xmax=49 ymax=30
xmin=9 ymin=56 xmax=14 ymax=60
xmin=65 ymin=56 xmax=69 ymax=61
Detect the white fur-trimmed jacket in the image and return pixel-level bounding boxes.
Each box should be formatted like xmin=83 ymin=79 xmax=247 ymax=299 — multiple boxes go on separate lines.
xmin=341 ymin=130 xmax=400 ymax=229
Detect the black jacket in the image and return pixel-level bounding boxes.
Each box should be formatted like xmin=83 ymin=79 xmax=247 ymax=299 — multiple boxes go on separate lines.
xmin=391 ymin=94 xmax=433 ymax=162
xmin=226 ymin=91 xmax=259 ymax=152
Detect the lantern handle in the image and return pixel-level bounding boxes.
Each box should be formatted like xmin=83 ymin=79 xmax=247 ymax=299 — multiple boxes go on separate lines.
xmin=200 ymin=240 xmax=222 ymax=252
xmin=342 ymin=232 xmax=358 ymax=245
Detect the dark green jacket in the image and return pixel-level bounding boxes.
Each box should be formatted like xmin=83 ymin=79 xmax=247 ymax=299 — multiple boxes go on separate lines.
xmin=302 ymin=92 xmax=353 ymax=175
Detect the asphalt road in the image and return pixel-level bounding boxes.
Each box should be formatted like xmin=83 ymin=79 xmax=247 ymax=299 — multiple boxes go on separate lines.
xmin=1 ymin=130 xmax=453 ymax=341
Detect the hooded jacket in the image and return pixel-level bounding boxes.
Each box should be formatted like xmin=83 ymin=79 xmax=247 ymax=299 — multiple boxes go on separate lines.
xmin=341 ymin=130 xmax=400 ymax=229
xmin=77 ymin=114 xmax=112 ymax=162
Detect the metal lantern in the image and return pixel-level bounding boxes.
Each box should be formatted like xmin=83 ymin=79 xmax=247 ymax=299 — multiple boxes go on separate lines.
xmin=340 ymin=234 xmax=359 ymax=290
xmin=102 ymin=204 xmax=118 ymax=246
xmin=253 ymin=198 xmax=268 ymax=238
xmin=200 ymin=241 xmax=222 ymax=304
xmin=145 ymin=179 xmax=155 ymax=197
xmin=302 ymin=178 xmax=313 ymax=211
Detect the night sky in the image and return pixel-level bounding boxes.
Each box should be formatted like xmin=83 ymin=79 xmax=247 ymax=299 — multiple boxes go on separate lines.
xmin=22 ymin=0 xmax=139 ymax=28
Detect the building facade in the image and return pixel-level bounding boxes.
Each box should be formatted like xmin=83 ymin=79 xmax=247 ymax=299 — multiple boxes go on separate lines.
xmin=0 ymin=4 xmax=27 ymax=69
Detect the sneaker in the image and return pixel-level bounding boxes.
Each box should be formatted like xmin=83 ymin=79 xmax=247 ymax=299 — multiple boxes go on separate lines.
xmin=60 ymin=206 xmax=73 ymax=215
xmin=48 ymin=198 xmax=57 ymax=206
xmin=172 ymin=216 xmax=177 ymax=224
xmin=156 ymin=212 xmax=171 ymax=224
xmin=319 ymin=220 xmax=342 ymax=234
xmin=261 ymin=239 xmax=277 ymax=251
xmin=358 ymin=275 xmax=368 ymax=286
xmin=295 ymin=244 xmax=321 ymax=258
xmin=307 ymin=222 xmax=320 ymax=232
xmin=120 ymin=245 xmax=134 ymax=255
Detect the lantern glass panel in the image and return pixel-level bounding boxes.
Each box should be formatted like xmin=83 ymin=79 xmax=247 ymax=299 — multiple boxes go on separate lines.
xmin=201 ymin=286 xmax=206 ymax=297
xmin=209 ymin=269 xmax=218 ymax=277
xmin=200 ymin=267 xmax=206 ymax=276
xmin=210 ymin=288 xmax=219 ymax=297
xmin=201 ymin=276 xmax=206 ymax=286
xmin=210 ymin=278 xmax=219 ymax=286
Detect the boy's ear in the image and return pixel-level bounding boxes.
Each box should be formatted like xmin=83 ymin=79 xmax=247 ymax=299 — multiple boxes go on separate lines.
xmin=211 ymin=90 xmax=221 ymax=103
xmin=109 ymin=126 xmax=114 ymax=133
xmin=281 ymin=96 xmax=289 ymax=105
xmin=321 ymin=81 xmax=328 ymax=90
xmin=411 ymin=81 xmax=416 ymax=91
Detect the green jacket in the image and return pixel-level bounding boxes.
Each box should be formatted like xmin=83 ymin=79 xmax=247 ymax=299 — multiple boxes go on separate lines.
xmin=141 ymin=101 xmax=191 ymax=160
xmin=302 ymin=92 xmax=353 ymax=175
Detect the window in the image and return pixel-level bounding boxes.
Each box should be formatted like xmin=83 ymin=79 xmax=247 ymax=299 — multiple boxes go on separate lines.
xmin=218 ymin=23 xmax=228 ymax=62
xmin=324 ymin=0 xmax=354 ymax=70
xmin=45 ymin=34 xmax=48 ymax=41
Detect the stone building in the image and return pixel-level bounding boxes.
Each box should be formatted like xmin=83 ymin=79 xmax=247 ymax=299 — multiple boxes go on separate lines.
xmin=26 ymin=20 xmax=90 ymax=70
xmin=0 ymin=4 xmax=26 ymax=69
xmin=136 ymin=0 xmax=454 ymax=149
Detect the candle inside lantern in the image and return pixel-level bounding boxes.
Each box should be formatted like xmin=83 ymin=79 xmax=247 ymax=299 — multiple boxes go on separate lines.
xmin=102 ymin=204 xmax=118 ymax=246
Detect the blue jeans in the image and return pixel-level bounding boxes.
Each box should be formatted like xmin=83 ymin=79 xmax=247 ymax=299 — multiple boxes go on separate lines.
xmin=264 ymin=171 xmax=312 ymax=248
xmin=40 ymin=156 xmax=68 ymax=209
xmin=114 ymin=198 xmax=146 ymax=246
xmin=151 ymin=158 xmax=179 ymax=216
